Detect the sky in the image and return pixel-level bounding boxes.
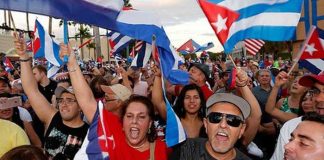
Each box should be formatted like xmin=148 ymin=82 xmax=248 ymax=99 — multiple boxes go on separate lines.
xmin=0 ymin=0 xmax=224 ymax=52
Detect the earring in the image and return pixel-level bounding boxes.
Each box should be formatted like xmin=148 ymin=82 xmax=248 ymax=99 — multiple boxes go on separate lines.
xmin=148 ymin=128 xmax=151 ymax=134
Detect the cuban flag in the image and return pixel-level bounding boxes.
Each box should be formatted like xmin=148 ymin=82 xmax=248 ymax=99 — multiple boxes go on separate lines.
xmin=198 ymin=0 xmax=303 ymax=53
xmin=116 ymin=10 xmax=189 ymax=85
xmin=0 ymin=0 xmax=123 ymax=31
xmin=33 ymin=20 xmax=63 ymax=67
xmin=131 ymin=41 xmax=152 ymax=68
xmin=194 ymin=42 xmax=214 ymax=52
xmin=298 ymin=26 xmax=324 ymax=74
xmin=47 ymin=62 xmax=61 ymax=78
xmin=176 ymin=39 xmax=201 ymax=54
xmin=107 ymin=31 xmax=132 ymax=56
xmin=2 ymin=57 xmax=14 ymax=73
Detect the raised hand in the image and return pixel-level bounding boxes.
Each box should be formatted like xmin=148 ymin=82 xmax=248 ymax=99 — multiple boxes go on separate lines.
xmin=59 ymin=43 xmax=76 ymax=64
xmin=13 ymin=32 xmax=27 ymax=57
xmin=274 ymin=71 xmax=288 ymax=87
xmin=236 ymin=67 xmax=248 ymax=87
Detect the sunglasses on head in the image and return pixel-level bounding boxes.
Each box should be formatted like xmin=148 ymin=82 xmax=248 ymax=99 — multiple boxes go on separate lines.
xmin=207 ymin=112 xmax=243 ymax=127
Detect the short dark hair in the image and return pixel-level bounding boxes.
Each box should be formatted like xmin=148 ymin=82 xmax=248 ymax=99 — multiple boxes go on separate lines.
xmin=0 ymin=145 xmax=48 ymax=160
xmin=32 ymin=65 xmax=47 ymax=74
xmin=120 ymin=95 xmax=157 ymax=142
xmin=302 ymin=112 xmax=324 ymax=124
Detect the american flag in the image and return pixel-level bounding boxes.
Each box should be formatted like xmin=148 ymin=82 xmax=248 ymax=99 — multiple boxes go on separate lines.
xmin=129 ymin=40 xmax=143 ymax=58
xmin=244 ymin=39 xmax=265 ymax=55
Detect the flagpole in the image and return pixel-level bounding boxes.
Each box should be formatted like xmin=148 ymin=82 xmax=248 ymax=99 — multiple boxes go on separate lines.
xmin=287 ymin=26 xmax=316 ymax=75
xmin=63 ymin=20 xmax=69 ymax=62
xmin=228 ymin=54 xmax=237 ymax=68
xmin=8 ymin=11 xmax=16 ymax=33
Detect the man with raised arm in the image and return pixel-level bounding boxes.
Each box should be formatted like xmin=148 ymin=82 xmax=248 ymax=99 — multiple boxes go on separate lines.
xmin=13 ymin=33 xmax=88 ymax=160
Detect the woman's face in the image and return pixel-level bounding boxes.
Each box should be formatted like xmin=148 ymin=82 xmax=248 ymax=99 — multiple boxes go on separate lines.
xmin=301 ymin=93 xmax=315 ymax=113
xmin=183 ymin=89 xmax=201 ymax=115
xmin=0 ymin=108 xmax=13 ymax=120
xmin=290 ymin=77 xmax=307 ymax=94
xmin=123 ymin=102 xmax=152 ymax=147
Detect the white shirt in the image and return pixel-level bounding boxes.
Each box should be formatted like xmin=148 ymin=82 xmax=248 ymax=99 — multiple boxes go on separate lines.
xmin=18 ymin=107 xmax=32 ymax=122
xmin=271 ymin=117 xmax=302 ymax=160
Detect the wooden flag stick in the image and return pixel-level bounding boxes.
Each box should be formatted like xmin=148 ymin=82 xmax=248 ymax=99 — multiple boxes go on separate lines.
xmin=228 ymin=54 xmax=237 ymax=68
xmin=8 ymin=11 xmax=17 ymax=33
xmin=287 ymin=60 xmax=298 ymax=75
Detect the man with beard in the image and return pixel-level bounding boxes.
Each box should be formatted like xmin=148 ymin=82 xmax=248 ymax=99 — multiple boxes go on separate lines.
xmin=169 ymin=93 xmax=251 ymax=160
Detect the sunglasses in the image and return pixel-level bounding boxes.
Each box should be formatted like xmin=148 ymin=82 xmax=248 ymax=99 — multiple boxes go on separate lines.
xmin=207 ymin=112 xmax=243 ymax=127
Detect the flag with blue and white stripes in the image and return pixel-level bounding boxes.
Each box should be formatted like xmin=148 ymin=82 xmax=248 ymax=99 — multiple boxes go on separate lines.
xmin=199 ymin=0 xmax=303 ymax=53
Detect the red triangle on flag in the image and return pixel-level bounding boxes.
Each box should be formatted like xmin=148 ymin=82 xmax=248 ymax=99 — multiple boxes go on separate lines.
xmin=198 ymin=0 xmax=239 ymax=44
xmin=300 ymin=27 xmax=324 ymax=60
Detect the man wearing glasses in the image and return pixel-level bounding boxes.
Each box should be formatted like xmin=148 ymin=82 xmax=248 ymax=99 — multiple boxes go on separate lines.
xmin=14 ymin=35 xmax=89 ymax=159
xmin=271 ymin=74 xmax=324 ymax=160
xmin=170 ymin=93 xmax=251 ymax=160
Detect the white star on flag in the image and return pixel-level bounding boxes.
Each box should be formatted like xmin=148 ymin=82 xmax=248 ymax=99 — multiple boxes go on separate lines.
xmin=185 ymin=47 xmax=190 ymax=51
xmin=34 ymin=28 xmax=40 ymax=40
xmin=305 ymin=43 xmax=318 ymax=56
xmin=212 ymin=14 xmax=228 ymax=33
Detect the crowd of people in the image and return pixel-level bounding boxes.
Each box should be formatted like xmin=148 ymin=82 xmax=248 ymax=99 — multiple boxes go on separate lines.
xmin=0 ymin=33 xmax=323 ymax=160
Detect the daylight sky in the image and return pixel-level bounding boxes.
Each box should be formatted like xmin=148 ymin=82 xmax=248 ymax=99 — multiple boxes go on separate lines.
xmin=0 ymin=0 xmax=223 ymax=52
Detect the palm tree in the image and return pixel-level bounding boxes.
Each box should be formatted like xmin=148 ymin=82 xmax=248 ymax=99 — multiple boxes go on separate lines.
xmin=93 ymin=26 xmax=101 ymax=60
xmin=59 ymin=20 xmax=91 ymax=59
xmin=75 ymin=25 xmax=92 ymax=59
xmin=86 ymin=42 xmax=96 ymax=59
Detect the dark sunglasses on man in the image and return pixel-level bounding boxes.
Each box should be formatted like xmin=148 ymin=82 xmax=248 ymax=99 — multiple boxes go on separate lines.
xmin=207 ymin=112 xmax=243 ymax=127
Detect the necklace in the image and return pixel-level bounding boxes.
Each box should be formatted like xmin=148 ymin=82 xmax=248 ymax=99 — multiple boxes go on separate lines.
xmin=129 ymin=141 xmax=147 ymax=149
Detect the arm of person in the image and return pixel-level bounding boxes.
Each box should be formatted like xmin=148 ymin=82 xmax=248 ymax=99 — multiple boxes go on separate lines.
xmin=120 ymin=67 xmax=133 ymax=92
xmin=258 ymin=122 xmax=276 ymax=135
xmin=236 ymin=68 xmax=262 ymax=146
xmin=14 ymin=33 xmax=56 ymax=127
xmin=62 ymin=44 xmax=97 ymax=123
xmin=265 ymin=72 xmax=297 ymax=123
xmin=23 ymin=121 xmax=42 ymax=147
xmin=151 ymin=66 xmax=167 ymax=120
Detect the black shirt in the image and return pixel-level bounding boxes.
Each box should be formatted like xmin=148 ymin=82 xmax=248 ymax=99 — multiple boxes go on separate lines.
xmin=169 ymin=138 xmax=251 ymax=160
xmin=38 ymin=79 xmax=57 ymax=102
xmin=44 ymin=112 xmax=89 ymax=160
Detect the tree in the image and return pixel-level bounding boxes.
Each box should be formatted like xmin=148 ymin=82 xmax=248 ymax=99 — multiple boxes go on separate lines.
xmin=75 ymin=25 xmax=92 ymax=59
xmin=86 ymin=42 xmax=96 ymax=59
xmin=59 ymin=20 xmax=92 ymax=60
xmin=260 ymin=41 xmax=289 ymax=59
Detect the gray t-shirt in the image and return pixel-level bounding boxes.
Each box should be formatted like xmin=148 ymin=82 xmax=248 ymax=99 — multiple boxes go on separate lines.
xmin=169 ymin=138 xmax=251 ymax=160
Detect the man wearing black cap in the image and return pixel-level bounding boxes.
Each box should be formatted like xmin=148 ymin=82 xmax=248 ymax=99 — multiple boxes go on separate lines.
xmin=271 ymin=74 xmax=324 ymax=160
xmin=170 ymin=93 xmax=251 ymax=160
xmin=187 ymin=63 xmax=213 ymax=100
xmin=14 ymin=35 xmax=89 ymax=160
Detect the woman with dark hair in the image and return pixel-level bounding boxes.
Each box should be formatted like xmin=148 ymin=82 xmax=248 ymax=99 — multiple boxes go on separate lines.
xmin=0 ymin=145 xmax=48 ymax=160
xmin=265 ymin=73 xmax=308 ymax=123
xmin=0 ymin=93 xmax=42 ymax=147
xmin=173 ymin=84 xmax=207 ymax=138
xmin=52 ymin=44 xmax=168 ymax=160
xmin=120 ymin=95 xmax=157 ymax=143
xmin=297 ymin=90 xmax=316 ymax=116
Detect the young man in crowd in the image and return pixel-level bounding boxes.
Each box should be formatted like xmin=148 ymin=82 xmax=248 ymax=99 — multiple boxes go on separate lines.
xmin=14 ymin=33 xmax=89 ymax=159
xmin=284 ymin=113 xmax=324 ymax=160
xmin=271 ymin=74 xmax=324 ymax=160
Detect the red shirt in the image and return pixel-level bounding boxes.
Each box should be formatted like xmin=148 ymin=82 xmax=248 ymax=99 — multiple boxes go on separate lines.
xmin=98 ymin=110 xmax=168 ymax=160
xmin=200 ymin=84 xmax=213 ymax=101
